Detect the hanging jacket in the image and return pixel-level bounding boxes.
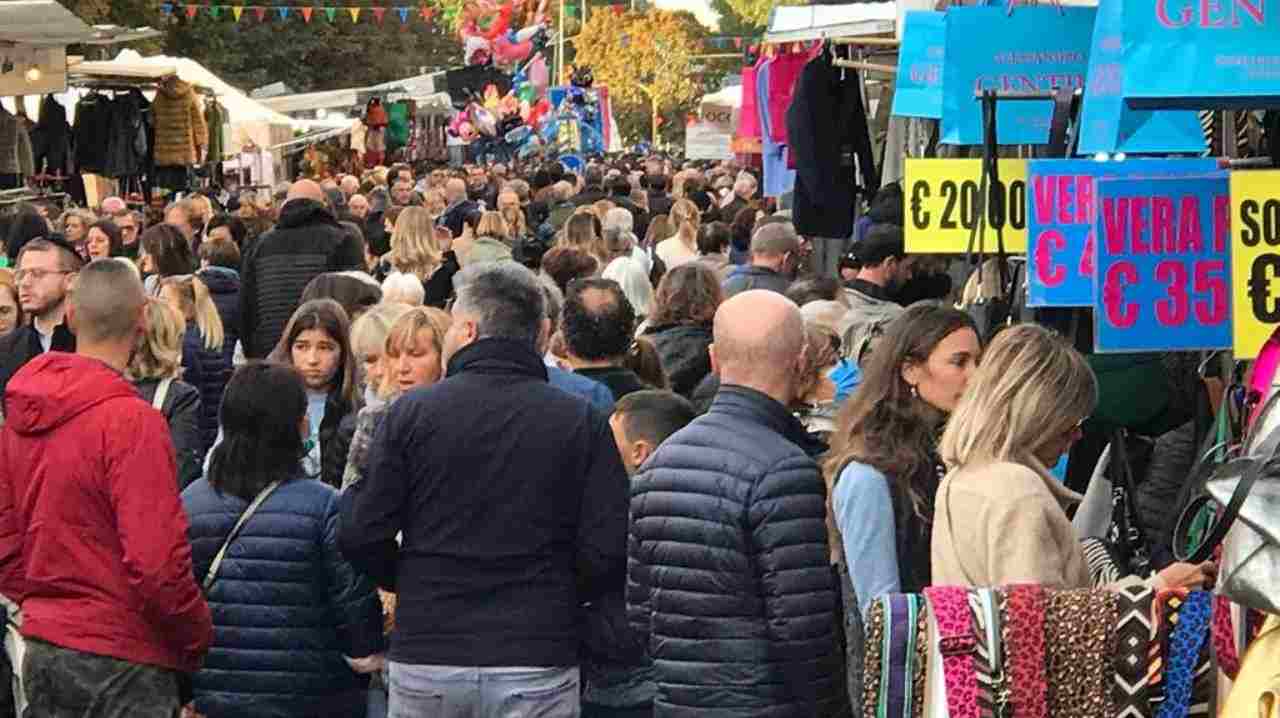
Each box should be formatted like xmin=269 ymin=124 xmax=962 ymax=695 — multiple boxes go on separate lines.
xmin=183 ymin=476 xmax=384 ymax=718
xmin=103 ymin=93 xmax=148 ymax=179
xmin=204 ymin=100 xmax=225 ymax=164
xmin=0 ymin=353 xmax=213 ymax=672
xmin=29 ymin=95 xmax=72 ymax=177
xmin=787 ymin=52 xmax=879 ymax=239
xmin=74 ymin=93 xmax=110 ymax=174
xmin=0 ymin=109 xmax=34 ymax=177
xmin=152 ymin=78 xmax=208 ymax=167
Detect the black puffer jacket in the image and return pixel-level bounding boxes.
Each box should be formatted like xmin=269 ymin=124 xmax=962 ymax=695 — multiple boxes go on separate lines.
xmin=182 ymin=476 xmax=384 ymax=718
xmin=643 ymin=323 xmax=713 ymax=398
xmin=628 ymin=385 xmax=843 ymax=718
xmin=239 ymin=199 xmax=365 ymax=358
xmin=197 ymin=266 xmax=241 ymax=365
xmin=133 ymin=377 xmax=203 ymax=489
xmin=180 ymin=323 xmax=232 ymax=456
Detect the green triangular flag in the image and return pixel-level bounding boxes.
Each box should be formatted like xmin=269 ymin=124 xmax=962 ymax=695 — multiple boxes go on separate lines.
xmin=208 ymin=5 xmax=222 ymax=18
xmin=324 ymin=7 xmax=337 ymax=22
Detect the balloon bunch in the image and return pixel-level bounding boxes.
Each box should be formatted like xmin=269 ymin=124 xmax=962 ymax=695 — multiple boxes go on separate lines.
xmin=447 ymin=58 xmax=557 ymax=162
xmin=459 ymin=0 xmax=551 ymax=67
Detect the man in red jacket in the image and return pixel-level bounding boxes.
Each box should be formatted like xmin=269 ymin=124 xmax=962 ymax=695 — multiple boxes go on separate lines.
xmin=0 ymin=258 xmax=212 ymax=716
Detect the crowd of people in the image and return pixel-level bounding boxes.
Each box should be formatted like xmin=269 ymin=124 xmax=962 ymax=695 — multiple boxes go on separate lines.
xmin=0 ymin=155 xmax=1217 ymax=718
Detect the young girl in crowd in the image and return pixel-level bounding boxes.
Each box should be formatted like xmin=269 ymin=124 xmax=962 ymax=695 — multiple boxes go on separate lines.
xmin=85 ymin=220 xmax=123 ymax=260
xmin=655 ymin=199 xmax=701 ymax=269
xmin=933 ymin=323 xmax=1217 ymax=592
xmin=182 ymin=362 xmax=384 ymax=718
xmin=128 ymin=298 xmax=204 ymax=488
xmin=159 ymin=275 xmax=231 ymax=456
xmin=139 ymin=224 xmax=196 ymax=293
xmin=268 ymin=299 xmax=358 ymax=489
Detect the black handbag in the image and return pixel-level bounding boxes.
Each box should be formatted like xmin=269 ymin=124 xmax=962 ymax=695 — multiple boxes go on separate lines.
xmin=1105 ymin=429 xmax=1153 ymax=577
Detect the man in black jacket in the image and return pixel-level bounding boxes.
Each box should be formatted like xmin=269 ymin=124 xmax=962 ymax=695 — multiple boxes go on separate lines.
xmin=571 ymin=165 xmax=609 ymax=207
xmin=629 ymin=289 xmax=843 ymax=718
xmin=341 ymin=261 xmax=628 ymax=717
xmin=238 ymin=180 xmax=364 ymax=358
xmin=0 ymin=237 xmax=81 ymax=401
xmin=436 ymin=178 xmax=479 ymax=240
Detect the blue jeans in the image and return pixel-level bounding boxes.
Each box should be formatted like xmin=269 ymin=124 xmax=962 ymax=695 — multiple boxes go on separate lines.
xmin=388 ymin=664 xmax=579 ymax=718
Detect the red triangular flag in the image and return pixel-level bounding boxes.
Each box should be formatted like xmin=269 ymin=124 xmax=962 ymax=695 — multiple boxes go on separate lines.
xmin=372 ymin=7 xmax=386 ymax=22
xmin=301 ymin=6 xmax=314 ymax=22
xmin=611 ymin=4 xmax=623 ymax=14
xmin=184 ymin=4 xmax=199 ymax=19
xmin=734 ymin=37 xmax=742 ymax=48
xmin=420 ymin=5 xmax=435 ymax=21
xmin=253 ymin=5 xmax=266 ymax=20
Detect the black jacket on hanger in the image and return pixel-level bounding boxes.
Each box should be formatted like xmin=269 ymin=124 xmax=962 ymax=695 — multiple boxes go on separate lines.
xmin=787 ymin=50 xmax=879 ymax=239
xmin=29 ymin=96 xmax=73 ymax=177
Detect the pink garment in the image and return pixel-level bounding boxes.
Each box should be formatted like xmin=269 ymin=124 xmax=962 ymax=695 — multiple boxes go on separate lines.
xmin=766 ymin=45 xmax=820 ymax=145
xmin=737 ymin=64 xmax=761 ymax=141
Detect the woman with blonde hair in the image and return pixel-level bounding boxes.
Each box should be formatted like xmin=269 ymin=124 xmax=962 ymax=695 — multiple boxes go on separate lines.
xmin=129 ymin=297 xmax=203 ymax=488
xmin=61 ymin=208 xmax=94 ymax=258
xmin=159 ymin=274 xmax=231 ymax=456
xmin=655 ymin=199 xmax=700 ymax=269
xmin=0 ymin=268 xmax=23 ymax=335
xmin=933 ymin=323 xmax=1216 ymax=591
xmin=558 ymin=212 xmax=602 ymax=258
xmin=386 ymin=206 xmax=443 ymax=283
xmin=497 ymin=190 xmax=528 ymax=242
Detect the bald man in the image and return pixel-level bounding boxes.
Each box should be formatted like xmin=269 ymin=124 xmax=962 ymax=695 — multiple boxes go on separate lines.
xmin=436 ymin=176 xmax=479 ymax=240
xmin=3 ymin=259 xmax=213 ymax=716
xmin=723 ymin=221 xmax=802 ymax=299
xmin=629 ymin=289 xmax=842 ymax=718
xmin=239 ymin=176 xmax=365 ymax=357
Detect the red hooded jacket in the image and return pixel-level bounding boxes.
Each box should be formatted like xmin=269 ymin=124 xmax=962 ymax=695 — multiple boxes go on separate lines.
xmin=0 ymin=352 xmax=212 ymax=672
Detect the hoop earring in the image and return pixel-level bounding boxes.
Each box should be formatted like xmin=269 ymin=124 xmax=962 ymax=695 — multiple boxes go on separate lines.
xmin=910 ymin=384 xmax=919 ymax=398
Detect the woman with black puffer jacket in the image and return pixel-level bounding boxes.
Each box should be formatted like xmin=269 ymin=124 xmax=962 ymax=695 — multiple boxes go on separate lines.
xmin=182 ymin=362 xmax=384 ymax=718
xmin=160 ymin=275 xmax=232 ymax=456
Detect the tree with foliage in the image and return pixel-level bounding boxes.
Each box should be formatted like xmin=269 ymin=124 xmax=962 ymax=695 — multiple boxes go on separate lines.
xmin=573 ymin=8 xmax=705 ymax=146
xmin=712 ymin=0 xmax=798 ymax=32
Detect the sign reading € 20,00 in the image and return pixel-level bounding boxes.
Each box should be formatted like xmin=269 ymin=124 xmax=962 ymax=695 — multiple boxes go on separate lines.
xmin=1232 ymin=171 xmax=1280 ymax=359
xmin=904 ymin=159 xmax=1028 ymax=254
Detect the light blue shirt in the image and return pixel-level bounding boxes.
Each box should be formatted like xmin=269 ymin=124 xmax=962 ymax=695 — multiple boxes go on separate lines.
xmin=302 ymin=391 xmax=328 ymax=479
xmin=757 ymin=58 xmax=796 ymax=199
xmin=832 ymin=461 xmax=900 ymax=621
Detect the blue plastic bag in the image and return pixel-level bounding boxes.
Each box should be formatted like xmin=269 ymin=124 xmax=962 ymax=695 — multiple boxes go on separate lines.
xmin=892 ymin=11 xmax=945 ymax=119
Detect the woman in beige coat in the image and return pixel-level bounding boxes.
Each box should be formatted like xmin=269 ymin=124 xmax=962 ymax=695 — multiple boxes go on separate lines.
xmin=931 ymin=323 xmax=1215 ymax=591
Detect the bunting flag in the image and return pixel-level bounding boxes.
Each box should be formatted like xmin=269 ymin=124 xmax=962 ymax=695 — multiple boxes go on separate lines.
xmin=160 ymin=3 xmax=174 ymax=16
xmin=207 ymin=5 xmax=222 ymax=19
xmin=323 ymin=6 xmax=337 ymax=21
xmin=170 ymin=4 xmax=451 ymax=27
xmin=397 ymin=6 xmax=410 ymax=23
xmin=277 ymin=6 xmax=290 ymax=20
xmin=300 ymin=6 xmax=314 ymax=22
xmin=420 ymin=5 xmax=434 ymax=20
xmin=372 ymin=6 xmax=387 ymax=22
xmin=254 ymin=5 xmax=267 ymax=21
xmin=231 ymin=5 xmax=243 ymax=21
xmin=733 ymin=37 xmax=742 ymax=48
xmin=185 ymin=4 xmax=199 ymax=19
xmin=348 ymin=7 xmax=361 ymax=21
xmin=610 ymin=3 xmax=624 ymax=14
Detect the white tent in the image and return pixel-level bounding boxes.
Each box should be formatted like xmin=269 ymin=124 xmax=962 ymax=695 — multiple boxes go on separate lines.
xmin=67 ymin=50 xmax=304 ymax=154
xmin=764 ymin=2 xmax=896 ymax=42
xmin=700 ymin=84 xmax=742 ymax=111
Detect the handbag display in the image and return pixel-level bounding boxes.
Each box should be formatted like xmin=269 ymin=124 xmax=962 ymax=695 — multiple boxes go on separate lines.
xmin=1201 ymin=457 xmax=1280 ymax=617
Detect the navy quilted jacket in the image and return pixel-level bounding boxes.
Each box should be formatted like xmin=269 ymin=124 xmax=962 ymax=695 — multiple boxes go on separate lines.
xmin=180 ymin=323 xmax=232 ymax=456
xmin=197 ymin=266 xmax=241 ymax=367
xmin=627 ymin=385 xmax=844 ymax=718
xmin=182 ymin=476 xmax=384 ymax=718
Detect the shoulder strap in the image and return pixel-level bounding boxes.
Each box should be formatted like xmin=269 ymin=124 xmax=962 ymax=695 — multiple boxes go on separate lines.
xmin=202 ymin=479 xmax=283 ymax=594
xmin=151 ymin=377 xmax=172 ymax=410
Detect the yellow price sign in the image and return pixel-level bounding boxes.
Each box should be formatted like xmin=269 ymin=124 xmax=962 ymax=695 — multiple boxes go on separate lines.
xmin=1231 ymin=170 xmax=1280 ymax=360
xmin=904 ymin=158 xmax=1029 ymax=254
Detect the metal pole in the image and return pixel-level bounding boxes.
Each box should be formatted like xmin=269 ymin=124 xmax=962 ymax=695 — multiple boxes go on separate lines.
xmin=557 ymin=0 xmax=565 ymax=84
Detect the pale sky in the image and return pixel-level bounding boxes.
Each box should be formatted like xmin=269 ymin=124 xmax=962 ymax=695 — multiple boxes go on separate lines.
xmin=651 ymin=0 xmax=723 ymax=29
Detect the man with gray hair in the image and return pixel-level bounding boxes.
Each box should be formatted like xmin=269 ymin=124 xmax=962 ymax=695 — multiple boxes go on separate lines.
xmin=342 ymin=261 xmax=628 ymax=717
xmin=721 ymin=220 xmax=802 ymax=298
xmin=628 ymin=289 xmax=842 ymax=717
xmin=1 ymin=259 xmax=212 ymax=716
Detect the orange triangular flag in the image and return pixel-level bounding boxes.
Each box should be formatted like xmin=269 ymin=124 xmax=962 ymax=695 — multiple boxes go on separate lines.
xmin=301 ymin=6 xmax=314 ymax=22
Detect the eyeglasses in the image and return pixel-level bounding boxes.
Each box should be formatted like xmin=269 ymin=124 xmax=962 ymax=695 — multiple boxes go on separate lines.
xmin=15 ymin=268 xmax=73 ymax=284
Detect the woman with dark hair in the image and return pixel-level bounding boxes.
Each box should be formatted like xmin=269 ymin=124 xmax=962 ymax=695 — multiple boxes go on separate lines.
xmin=728 ymin=207 xmax=757 ymax=266
xmin=268 ymin=299 xmax=359 ymax=488
xmin=140 ymin=223 xmax=196 ymax=293
xmin=301 ymin=272 xmax=383 ymax=324
xmin=206 ymin=213 xmax=248 ymax=249
xmin=641 ymin=263 xmax=723 ymax=397
xmin=85 ymin=220 xmax=124 ymax=260
xmin=824 ymin=305 xmax=980 ymax=709
xmin=182 ymin=362 xmax=385 ymax=717
xmin=5 ymin=202 xmax=50 ymax=262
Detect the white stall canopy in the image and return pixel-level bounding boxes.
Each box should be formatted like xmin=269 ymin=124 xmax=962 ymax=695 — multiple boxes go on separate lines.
xmin=764 ymin=2 xmax=897 ymax=43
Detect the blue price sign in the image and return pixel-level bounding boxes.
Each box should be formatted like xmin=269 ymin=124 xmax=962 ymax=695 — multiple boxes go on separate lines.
xmin=1093 ymin=174 xmax=1232 ymax=352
